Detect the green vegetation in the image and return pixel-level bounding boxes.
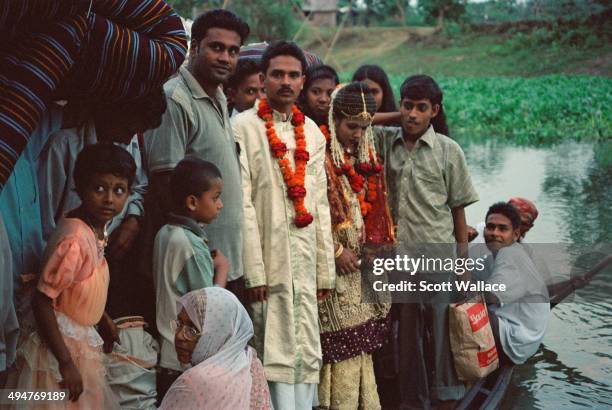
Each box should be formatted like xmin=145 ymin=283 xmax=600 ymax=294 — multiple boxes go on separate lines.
xmin=165 ymin=0 xmax=610 ymax=142
xmin=301 ymin=24 xmax=611 ymax=77
xmin=384 ymin=75 xmax=611 ymax=142
xmin=167 ymin=0 xmax=298 ymax=41
xmin=308 ymin=17 xmax=611 ymax=142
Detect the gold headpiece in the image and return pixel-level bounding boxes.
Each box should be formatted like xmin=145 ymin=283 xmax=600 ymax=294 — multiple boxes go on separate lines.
xmin=339 ymin=89 xmax=373 ymax=122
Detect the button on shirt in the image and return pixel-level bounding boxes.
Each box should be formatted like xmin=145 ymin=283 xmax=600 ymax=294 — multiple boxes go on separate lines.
xmin=145 ymin=66 xmax=243 ymax=281
xmin=374 ymin=125 xmax=479 ymax=244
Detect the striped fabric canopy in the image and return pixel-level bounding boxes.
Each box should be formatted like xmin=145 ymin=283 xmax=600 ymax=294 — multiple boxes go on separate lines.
xmin=0 ymin=0 xmax=188 ymax=192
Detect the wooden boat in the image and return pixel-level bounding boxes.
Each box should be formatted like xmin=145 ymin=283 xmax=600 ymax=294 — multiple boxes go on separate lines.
xmin=456 ymin=254 xmax=612 ymax=410
xmin=456 ymin=366 xmax=514 ymax=410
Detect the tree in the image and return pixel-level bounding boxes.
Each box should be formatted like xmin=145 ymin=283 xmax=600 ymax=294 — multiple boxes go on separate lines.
xmin=419 ymin=0 xmax=467 ymax=27
xmin=166 ymin=0 xmax=299 ymax=41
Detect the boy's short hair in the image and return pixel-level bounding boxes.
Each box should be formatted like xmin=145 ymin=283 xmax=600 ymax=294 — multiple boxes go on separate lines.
xmin=191 ymin=9 xmax=250 ymax=45
xmin=226 ymin=58 xmax=261 ymax=90
xmin=171 ymin=157 xmax=223 ymax=211
xmin=74 ymin=143 xmax=136 ymax=198
xmin=261 ymin=41 xmax=307 ymax=75
xmin=400 ymin=74 xmax=443 ymax=105
xmin=399 ymin=74 xmax=451 ymax=137
xmin=486 ymin=202 xmax=521 ymax=230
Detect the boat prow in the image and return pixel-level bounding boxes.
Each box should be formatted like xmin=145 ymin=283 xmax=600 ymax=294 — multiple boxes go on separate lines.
xmin=457 ymin=365 xmax=514 ymax=410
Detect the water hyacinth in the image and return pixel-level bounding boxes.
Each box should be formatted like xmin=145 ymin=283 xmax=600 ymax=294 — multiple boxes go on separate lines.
xmin=383 ymin=74 xmax=611 ymax=143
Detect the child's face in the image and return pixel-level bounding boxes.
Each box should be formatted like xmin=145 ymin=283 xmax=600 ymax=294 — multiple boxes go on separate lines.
xmin=363 ymin=79 xmax=383 ymax=111
xmin=80 ymin=173 xmax=130 ymax=227
xmin=187 ymin=178 xmax=224 ymax=224
xmin=229 ymin=73 xmax=265 ymax=113
xmin=305 ymin=78 xmax=336 ymax=123
xmin=400 ymin=97 xmax=439 ymax=139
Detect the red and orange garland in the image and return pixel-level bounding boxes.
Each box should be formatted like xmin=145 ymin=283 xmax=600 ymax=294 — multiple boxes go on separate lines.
xmin=320 ymin=124 xmax=383 ymax=217
xmin=259 ymin=98 xmax=313 ymax=228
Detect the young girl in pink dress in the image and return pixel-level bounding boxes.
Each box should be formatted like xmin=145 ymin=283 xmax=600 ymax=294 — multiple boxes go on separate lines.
xmin=14 ymin=143 xmax=136 ymax=408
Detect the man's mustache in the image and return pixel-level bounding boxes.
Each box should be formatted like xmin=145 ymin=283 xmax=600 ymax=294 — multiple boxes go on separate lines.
xmin=278 ymin=87 xmax=294 ymax=94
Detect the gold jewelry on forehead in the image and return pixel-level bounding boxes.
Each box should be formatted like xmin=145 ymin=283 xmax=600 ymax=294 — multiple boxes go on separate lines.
xmin=340 ymin=110 xmax=372 ymax=122
xmin=339 ymin=89 xmax=373 ymax=122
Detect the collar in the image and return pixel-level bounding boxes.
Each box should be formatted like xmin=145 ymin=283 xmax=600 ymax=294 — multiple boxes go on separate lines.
xmin=393 ymin=124 xmax=436 ymax=148
xmin=418 ymin=125 xmax=437 ymax=147
xmin=167 ymin=212 xmax=209 ymax=242
xmin=179 ymin=66 xmax=226 ymax=105
xmin=272 ymin=105 xmax=294 ymax=123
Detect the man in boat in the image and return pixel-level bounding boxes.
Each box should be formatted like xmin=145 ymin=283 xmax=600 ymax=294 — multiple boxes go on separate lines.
xmin=480 ymin=202 xmax=551 ymax=365
xmin=470 ymin=197 xmax=538 ymax=243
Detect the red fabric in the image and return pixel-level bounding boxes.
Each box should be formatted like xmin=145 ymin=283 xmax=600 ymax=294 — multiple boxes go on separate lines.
xmin=508 ymin=197 xmax=539 ymax=222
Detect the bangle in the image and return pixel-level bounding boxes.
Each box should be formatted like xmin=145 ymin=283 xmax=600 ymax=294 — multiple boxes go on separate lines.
xmin=334 ymin=244 xmax=344 ymax=258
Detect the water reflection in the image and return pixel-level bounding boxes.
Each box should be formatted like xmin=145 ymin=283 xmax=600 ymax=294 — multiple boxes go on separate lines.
xmin=458 ymin=138 xmax=612 ymax=409
xmin=541 ymin=140 xmax=612 ymax=244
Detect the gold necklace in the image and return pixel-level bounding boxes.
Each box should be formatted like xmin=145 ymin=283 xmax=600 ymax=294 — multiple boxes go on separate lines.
xmin=84 ymin=218 xmax=108 ymax=258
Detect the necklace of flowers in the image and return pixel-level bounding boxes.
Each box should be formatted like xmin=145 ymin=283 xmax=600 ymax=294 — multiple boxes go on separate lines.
xmin=259 ymin=98 xmax=313 ymax=228
xmin=320 ymin=124 xmax=382 ymax=217
xmin=355 ymin=150 xmax=383 ymax=216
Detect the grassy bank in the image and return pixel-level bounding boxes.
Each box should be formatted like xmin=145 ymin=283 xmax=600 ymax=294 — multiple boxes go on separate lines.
xmin=301 ymin=23 xmax=611 ymax=142
xmin=299 ymin=25 xmax=611 ymax=78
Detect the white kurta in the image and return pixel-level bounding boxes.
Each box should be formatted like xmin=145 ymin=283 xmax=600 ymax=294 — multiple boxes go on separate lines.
xmin=233 ymin=107 xmax=336 ymax=384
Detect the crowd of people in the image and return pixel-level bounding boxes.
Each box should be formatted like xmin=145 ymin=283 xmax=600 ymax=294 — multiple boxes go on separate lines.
xmin=0 ymin=3 xmax=551 ymax=410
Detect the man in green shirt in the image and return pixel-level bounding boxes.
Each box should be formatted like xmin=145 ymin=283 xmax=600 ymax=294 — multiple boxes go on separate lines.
xmin=145 ymin=10 xmax=250 ymax=299
xmin=375 ymin=75 xmax=479 ymax=408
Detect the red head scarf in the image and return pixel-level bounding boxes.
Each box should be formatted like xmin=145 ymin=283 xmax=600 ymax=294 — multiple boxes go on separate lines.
xmin=508 ymin=197 xmax=539 ymax=223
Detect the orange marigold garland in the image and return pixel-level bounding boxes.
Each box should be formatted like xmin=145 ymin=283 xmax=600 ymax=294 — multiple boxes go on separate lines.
xmin=320 ymin=124 xmax=331 ymax=145
xmin=355 ymin=149 xmax=382 ymax=217
xmin=259 ymin=99 xmax=313 ymax=228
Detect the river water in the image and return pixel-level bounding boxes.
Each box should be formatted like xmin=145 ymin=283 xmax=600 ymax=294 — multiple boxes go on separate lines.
xmin=458 ymin=138 xmax=612 ymax=409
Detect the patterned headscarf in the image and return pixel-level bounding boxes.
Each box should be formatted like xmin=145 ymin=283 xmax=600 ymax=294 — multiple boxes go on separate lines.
xmin=168 ymin=287 xmax=254 ymax=409
xmin=508 ymin=197 xmax=539 ymax=223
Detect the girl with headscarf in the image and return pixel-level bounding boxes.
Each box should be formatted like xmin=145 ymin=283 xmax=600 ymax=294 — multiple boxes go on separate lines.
xmin=317 ymin=82 xmax=395 ymax=409
xmin=159 ymin=288 xmax=272 ymax=410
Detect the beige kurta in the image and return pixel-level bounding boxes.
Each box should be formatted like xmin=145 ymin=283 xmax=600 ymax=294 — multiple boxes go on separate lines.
xmin=233 ymin=106 xmax=336 ymax=384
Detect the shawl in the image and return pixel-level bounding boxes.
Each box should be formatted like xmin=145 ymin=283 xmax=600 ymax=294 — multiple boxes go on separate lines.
xmin=0 ymin=0 xmax=187 ymax=191
xmin=160 ymin=288 xmax=255 ymax=410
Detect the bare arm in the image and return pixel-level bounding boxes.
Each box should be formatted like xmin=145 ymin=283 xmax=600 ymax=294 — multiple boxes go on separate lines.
xmin=452 ymin=206 xmax=471 ymax=280
xmin=372 ymin=112 xmax=401 ymax=125
xmin=32 ymin=291 xmax=83 ymax=401
xmin=452 ymin=206 xmax=468 ymax=254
